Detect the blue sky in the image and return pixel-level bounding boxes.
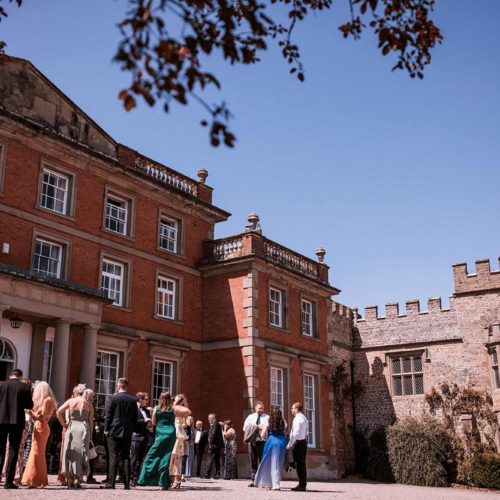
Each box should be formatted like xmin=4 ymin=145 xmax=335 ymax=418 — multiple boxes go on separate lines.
xmin=2 ymin=1 xmax=500 ymax=312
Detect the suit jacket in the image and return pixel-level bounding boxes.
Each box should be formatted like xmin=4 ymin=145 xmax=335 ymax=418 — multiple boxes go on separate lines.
xmin=104 ymin=391 xmax=138 ymax=439
xmin=0 ymin=378 xmax=33 ymax=426
xmin=133 ymin=405 xmax=154 ymax=443
xmin=207 ymin=421 xmax=223 ymax=449
xmin=194 ymin=428 xmax=208 ymax=453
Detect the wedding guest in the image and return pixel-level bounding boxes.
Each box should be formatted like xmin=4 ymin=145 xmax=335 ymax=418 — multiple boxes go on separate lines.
xmin=57 ymin=383 xmax=93 ymax=489
xmin=182 ymin=415 xmax=195 ymax=479
xmin=223 ymin=420 xmax=237 ymax=480
xmin=57 ymin=386 xmax=79 ymax=485
xmin=138 ymin=392 xmax=190 ymax=490
xmin=46 ymin=411 xmax=62 ymax=474
xmin=101 ymin=378 xmax=138 ymax=490
xmin=83 ymin=389 xmax=98 ymax=484
xmin=286 ymin=402 xmax=309 ymax=492
xmin=21 ymin=381 xmax=57 ymax=488
xmin=254 ymin=407 xmax=288 ymax=490
xmin=193 ymin=420 xmax=208 ymax=477
xmin=204 ymin=413 xmax=223 ymax=479
xmin=169 ymin=394 xmax=191 ymax=488
xmin=0 ymin=372 xmax=33 ymax=489
xmin=130 ymin=392 xmax=154 ymax=486
xmin=243 ymin=401 xmax=269 ymax=487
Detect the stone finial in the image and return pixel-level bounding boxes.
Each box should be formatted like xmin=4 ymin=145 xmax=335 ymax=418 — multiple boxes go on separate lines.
xmin=247 ymin=212 xmax=260 ymax=230
xmin=315 ymin=246 xmax=326 ymax=263
xmin=197 ymin=168 xmax=208 ymax=184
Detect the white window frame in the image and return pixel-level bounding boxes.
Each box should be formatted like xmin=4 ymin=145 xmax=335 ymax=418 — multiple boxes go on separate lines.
xmin=101 ymin=259 xmax=125 ymax=307
xmin=152 ymin=359 xmax=174 ymax=405
xmin=270 ymin=367 xmax=285 ymax=414
xmin=105 ymin=196 xmax=129 ymax=235
xmin=301 ymin=299 xmax=314 ymax=337
xmin=40 ymin=168 xmax=69 ymax=215
xmin=157 ymin=275 xmax=177 ymax=319
xmin=303 ymin=373 xmax=316 ymax=448
xmin=42 ymin=339 xmax=54 ymax=384
xmin=391 ymin=353 xmax=424 ymax=397
xmin=33 ymin=238 xmax=62 ymax=278
xmin=269 ymin=287 xmax=283 ymax=328
xmin=159 ymin=217 xmax=179 ymax=253
xmin=95 ymin=349 xmax=120 ymax=418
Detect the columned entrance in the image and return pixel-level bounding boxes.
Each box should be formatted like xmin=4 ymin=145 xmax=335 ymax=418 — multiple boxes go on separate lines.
xmin=0 ymin=264 xmax=110 ymax=400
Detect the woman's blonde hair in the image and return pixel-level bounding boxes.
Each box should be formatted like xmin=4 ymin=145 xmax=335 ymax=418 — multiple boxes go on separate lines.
xmin=83 ymin=389 xmax=94 ymax=401
xmin=175 ymin=393 xmax=188 ymax=407
xmin=33 ymin=381 xmax=57 ymax=411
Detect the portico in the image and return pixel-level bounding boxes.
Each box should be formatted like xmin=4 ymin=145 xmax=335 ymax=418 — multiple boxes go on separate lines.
xmin=0 ymin=263 xmax=110 ymax=402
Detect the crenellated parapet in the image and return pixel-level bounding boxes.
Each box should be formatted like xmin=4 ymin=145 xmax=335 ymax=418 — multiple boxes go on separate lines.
xmin=358 ymin=296 xmax=451 ymax=322
xmin=452 ymin=258 xmax=500 ymax=295
xmin=331 ymin=301 xmax=355 ymax=319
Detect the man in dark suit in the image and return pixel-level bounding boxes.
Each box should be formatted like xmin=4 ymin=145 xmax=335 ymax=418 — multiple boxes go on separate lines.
xmin=101 ymin=378 xmax=138 ymax=490
xmin=0 ymin=368 xmax=33 ymax=489
xmin=193 ymin=419 xmax=208 ymax=477
xmin=204 ymin=413 xmax=223 ymax=479
xmin=130 ymin=391 xmax=154 ymax=486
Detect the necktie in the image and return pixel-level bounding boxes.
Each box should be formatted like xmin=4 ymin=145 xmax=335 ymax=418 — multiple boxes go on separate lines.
xmin=256 ymin=413 xmax=261 ymax=425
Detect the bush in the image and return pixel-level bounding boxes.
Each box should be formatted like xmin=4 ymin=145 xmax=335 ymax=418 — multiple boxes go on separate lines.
xmin=366 ymin=427 xmax=394 ymax=482
xmin=387 ymin=417 xmax=451 ymax=487
xmin=467 ymin=453 xmax=500 ymax=490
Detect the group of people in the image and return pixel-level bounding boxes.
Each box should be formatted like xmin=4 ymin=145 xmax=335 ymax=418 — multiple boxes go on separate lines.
xmin=0 ymin=368 xmax=309 ymax=491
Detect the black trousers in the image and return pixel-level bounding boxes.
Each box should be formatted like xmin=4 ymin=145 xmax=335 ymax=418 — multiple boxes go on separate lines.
xmin=107 ymin=436 xmax=132 ymax=487
xmin=0 ymin=424 xmax=24 ymax=485
xmin=248 ymin=440 xmax=265 ymax=481
xmin=130 ymin=436 xmax=150 ymax=481
xmin=292 ymin=440 xmax=308 ymax=488
xmin=194 ymin=443 xmax=205 ymax=476
xmin=204 ymin=446 xmax=221 ymax=478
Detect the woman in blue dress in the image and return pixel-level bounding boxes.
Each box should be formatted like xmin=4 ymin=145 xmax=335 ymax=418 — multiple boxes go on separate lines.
xmin=254 ymin=407 xmax=288 ymax=491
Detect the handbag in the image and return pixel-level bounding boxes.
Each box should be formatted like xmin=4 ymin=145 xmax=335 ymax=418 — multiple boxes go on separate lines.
xmin=87 ymin=441 xmax=97 ymax=460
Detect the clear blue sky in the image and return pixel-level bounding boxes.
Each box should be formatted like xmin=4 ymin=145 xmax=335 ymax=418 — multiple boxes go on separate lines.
xmin=2 ymin=1 xmax=500 ymax=312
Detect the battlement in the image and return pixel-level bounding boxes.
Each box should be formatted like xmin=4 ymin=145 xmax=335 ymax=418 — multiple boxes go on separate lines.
xmin=452 ymin=258 xmax=500 ymax=295
xmin=331 ymin=301 xmax=354 ymax=319
xmin=358 ymin=296 xmax=451 ymax=322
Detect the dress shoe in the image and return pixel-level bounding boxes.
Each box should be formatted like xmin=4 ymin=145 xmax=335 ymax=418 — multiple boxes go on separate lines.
xmin=86 ymin=477 xmax=98 ymax=484
xmin=124 ymin=484 xmax=131 ymax=490
xmin=291 ymin=485 xmax=306 ymax=491
xmin=100 ymin=484 xmax=115 ymax=489
xmin=248 ymin=482 xmax=255 ymax=487
xmin=4 ymin=483 xmax=19 ymax=489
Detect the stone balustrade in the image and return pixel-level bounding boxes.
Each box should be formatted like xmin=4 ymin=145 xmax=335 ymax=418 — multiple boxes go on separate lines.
xmin=135 ymin=158 xmax=198 ymax=196
xmin=204 ymin=232 xmax=329 ymax=284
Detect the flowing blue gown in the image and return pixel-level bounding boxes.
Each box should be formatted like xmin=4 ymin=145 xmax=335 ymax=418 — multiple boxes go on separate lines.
xmin=254 ymin=426 xmax=287 ymax=488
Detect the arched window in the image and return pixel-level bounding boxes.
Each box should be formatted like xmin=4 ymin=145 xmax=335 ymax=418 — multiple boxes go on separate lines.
xmin=0 ymin=338 xmax=17 ymax=381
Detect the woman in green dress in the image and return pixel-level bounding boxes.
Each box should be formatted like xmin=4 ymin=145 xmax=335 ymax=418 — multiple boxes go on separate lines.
xmin=138 ymin=392 xmax=190 ymax=490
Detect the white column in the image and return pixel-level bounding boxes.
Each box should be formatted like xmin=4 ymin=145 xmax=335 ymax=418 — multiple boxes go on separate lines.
xmin=51 ymin=318 xmax=71 ymax=403
xmin=80 ymin=324 xmax=99 ymax=390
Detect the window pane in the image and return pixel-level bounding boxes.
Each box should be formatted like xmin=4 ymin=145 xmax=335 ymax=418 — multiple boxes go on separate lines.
xmin=403 ymin=375 xmax=413 ymax=395
xmin=105 ymin=198 xmax=128 ymax=235
xmin=101 ymin=260 xmax=124 ymax=306
xmin=269 ymin=288 xmax=282 ymax=327
xmin=33 ymin=239 xmax=62 ymax=278
xmin=153 ymin=360 xmax=173 ymax=405
xmin=494 ymin=367 xmax=500 ymax=390
xmin=413 ymin=356 xmax=422 ymax=372
xmin=159 ymin=219 xmax=178 ymax=253
xmin=403 ymin=358 xmax=412 ymax=373
xmin=303 ymin=374 xmax=316 ymax=447
xmin=393 ymin=376 xmax=402 ymax=396
xmin=414 ymin=374 xmax=424 ymax=394
xmin=95 ymin=350 xmax=120 ymax=420
xmin=392 ymin=358 xmax=401 ymax=374
xmin=157 ymin=276 xmax=176 ymax=319
xmin=41 ymin=169 xmax=68 ymax=214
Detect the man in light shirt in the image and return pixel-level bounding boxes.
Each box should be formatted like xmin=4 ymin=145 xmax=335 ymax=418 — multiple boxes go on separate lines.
xmin=243 ymin=401 xmax=269 ymax=487
xmin=286 ymin=402 xmax=308 ymax=492
xmin=193 ymin=420 xmax=208 ymax=477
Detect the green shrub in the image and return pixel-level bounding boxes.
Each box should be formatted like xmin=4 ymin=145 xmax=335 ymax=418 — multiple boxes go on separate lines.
xmin=467 ymin=453 xmax=500 ymax=490
xmin=387 ymin=417 xmax=451 ymax=487
xmin=366 ymin=427 xmax=394 ymax=482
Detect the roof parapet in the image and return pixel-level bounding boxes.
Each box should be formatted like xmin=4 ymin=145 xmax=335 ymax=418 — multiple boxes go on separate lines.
xmin=452 ymin=258 xmax=500 ymax=295
xmin=359 ymin=297 xmax=450 ymax=321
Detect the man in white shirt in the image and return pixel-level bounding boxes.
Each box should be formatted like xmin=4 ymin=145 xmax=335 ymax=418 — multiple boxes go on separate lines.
xmin=243 ymin=401 xmax=269 ymax=487
xmin=286 ymin=401 xmax=309 ymax=491
xmin=193 ymin=420 xmax=208 ymax=477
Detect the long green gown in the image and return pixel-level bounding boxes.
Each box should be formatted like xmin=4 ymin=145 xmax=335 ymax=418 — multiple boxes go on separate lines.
xmin=138 ymin=406 xmax=176 ymax=488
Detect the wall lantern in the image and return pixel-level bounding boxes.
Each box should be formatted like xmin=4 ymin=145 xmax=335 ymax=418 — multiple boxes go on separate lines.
xmin=10 ymin=316 xmax=22 ymax=329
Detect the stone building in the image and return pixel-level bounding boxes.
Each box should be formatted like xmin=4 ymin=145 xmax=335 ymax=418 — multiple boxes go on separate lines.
xmin=350 ymin=258 xmax=500 ymax=448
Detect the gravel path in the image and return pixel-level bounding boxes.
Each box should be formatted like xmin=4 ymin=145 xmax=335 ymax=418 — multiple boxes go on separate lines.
xmin=2 ymin=475 xmax=498 ymax=499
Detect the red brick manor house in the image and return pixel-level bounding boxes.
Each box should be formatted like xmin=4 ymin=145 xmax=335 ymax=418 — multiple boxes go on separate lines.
xmin=0 ymin=56 xmax=498 ymax=478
